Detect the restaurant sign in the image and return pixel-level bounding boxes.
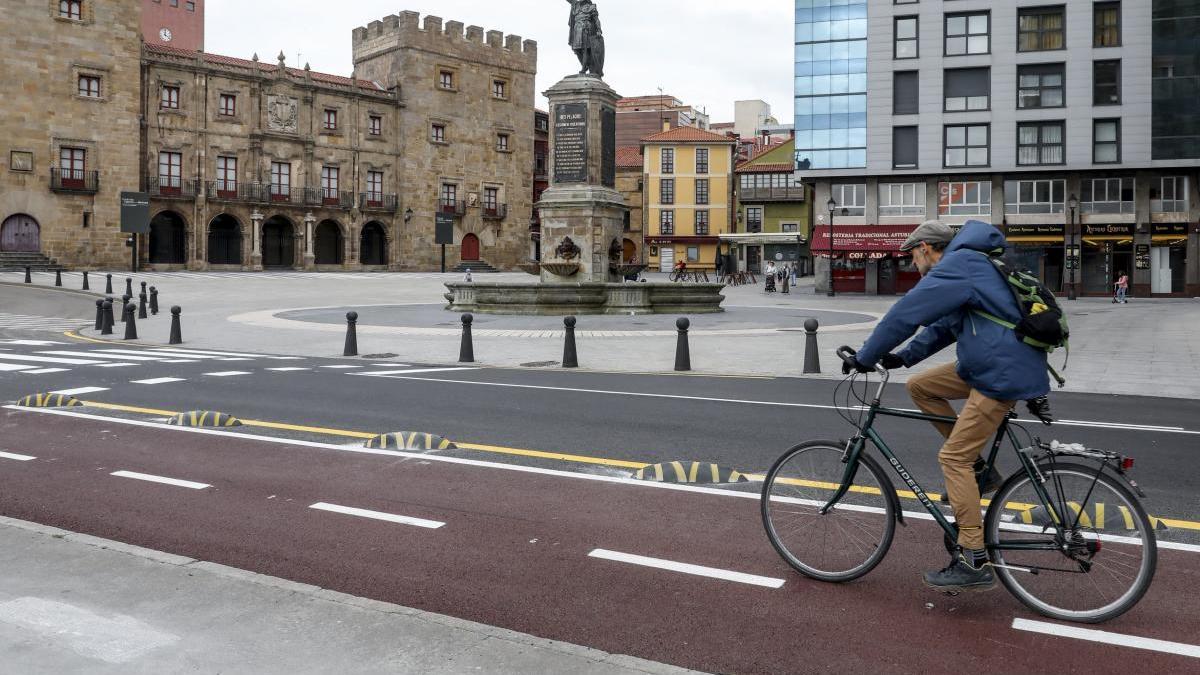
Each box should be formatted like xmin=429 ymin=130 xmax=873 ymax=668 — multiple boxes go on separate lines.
xmin=810 ymin=225 xmax=917 ymax=252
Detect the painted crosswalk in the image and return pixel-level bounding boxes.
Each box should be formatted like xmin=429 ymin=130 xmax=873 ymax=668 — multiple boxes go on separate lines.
xmin=0 ymin=313 xmax=88 ymax=333
xmin=1 ymin=270 xmax=473 ymax=283
xmin=0 ymin=343 xmax=308 ymax=377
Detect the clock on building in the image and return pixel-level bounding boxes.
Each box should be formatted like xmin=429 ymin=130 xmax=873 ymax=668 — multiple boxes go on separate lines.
xmin=159 ymin=28 xmax=173 ymax=42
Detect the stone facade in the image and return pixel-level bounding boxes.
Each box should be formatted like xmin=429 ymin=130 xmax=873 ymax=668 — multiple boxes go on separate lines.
xmin=141 ymin=45 xmax=403 ymax=271
xmin=353 ymin=12 xmax=538 ymax=271
xmin=615 ymin=146 xmax=645 ymax=263
xmin=0 ymin=0 xmax=142 ymax=269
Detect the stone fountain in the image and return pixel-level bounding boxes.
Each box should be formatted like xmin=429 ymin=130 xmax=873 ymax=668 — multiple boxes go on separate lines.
xmin=445 ymin=2 xmax=723 ymax=315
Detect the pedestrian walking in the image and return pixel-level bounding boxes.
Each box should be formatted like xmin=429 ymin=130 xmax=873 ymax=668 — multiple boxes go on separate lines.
xmin=1113 ymin=270 xmax=1129 ymax=304
xmin=764 ymin=261 xmax=777 ymax=293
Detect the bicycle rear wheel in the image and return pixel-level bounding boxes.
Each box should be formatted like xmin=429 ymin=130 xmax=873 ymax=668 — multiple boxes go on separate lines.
xmin=761 ymin=440 xmax=896 ymax=582
xmin=985 ymin=462 xmax=1157 ymax=623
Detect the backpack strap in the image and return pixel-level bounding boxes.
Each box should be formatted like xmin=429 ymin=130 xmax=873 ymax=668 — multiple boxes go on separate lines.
xmin=971 ymin=309 xmax=1058 ymax=351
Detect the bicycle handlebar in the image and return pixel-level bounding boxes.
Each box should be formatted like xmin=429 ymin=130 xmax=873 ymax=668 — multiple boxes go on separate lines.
xmin=836 ymin=345 xmax=890 ymax=378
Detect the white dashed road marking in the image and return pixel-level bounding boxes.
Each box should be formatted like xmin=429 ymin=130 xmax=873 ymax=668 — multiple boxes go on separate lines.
xmin=50 ymin=387 xmax=109 ymax=396
xmin=587 ymin=549 xmax=786 ymax=589
xmin=20 ymin=368 xmax=70 ymax=375
xmin=1012 ymin=618 xmax=1200 ymax=659
xmin=308 ymin=502 xmax=445 ymax=529
xmin=202 ymin=371 xmax=252 ymax=377
xmin=0 ymin=363 xmax=35 ymax=372
xmin=356 ymin=367 xmax=480 ymax=376
xmin=110 ymin=470 xmax=210 ymax=490
xmin=131 ymin=378 xmax=186 ymax=385
xmin=266 ymin=367 xmax=310 ymax=372
xmin=320 ymin=365 xmax=362 ymax=369
xmin=0 ymin=452 xmax=36 ymax=462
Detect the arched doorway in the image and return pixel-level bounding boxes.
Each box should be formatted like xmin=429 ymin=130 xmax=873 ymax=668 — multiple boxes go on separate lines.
xmin=148 ymin=211 xmax=187 ymax=264
xmin=1 ymin=214 xmax=40 ymax=252
xmin=461 ymin=233 xmax=480 ymax=261
xmin=314 ymin=220 xmax=344 ymax=265
xmin=208 ymin=215 xmax=242 ymax=265
xmin=623 ymin=238 xmax=637 ymax=263
xmin=262 ymin=216 xmax=295 ymax=268
xmin=360 ymin=222 xmax=387 ymax=266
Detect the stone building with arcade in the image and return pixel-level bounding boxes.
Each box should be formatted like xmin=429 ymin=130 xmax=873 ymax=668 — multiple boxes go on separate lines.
xmin=1 ymin=2 xmax=537 ymax=272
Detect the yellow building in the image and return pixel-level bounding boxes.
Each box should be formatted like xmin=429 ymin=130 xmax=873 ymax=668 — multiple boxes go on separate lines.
xmin=641 ymin=127 xmax=737 ymax=272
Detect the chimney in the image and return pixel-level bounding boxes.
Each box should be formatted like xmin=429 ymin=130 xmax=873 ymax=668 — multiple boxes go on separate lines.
xmin=661 ymin=119 xmax=671 ymax=132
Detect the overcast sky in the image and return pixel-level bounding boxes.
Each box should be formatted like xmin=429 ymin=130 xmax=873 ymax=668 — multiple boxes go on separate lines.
xmin=205 ymin=0 xmax=794 ymax=123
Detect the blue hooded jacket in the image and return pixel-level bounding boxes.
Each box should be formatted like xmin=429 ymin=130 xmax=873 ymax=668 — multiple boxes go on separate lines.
xmin=856 ymin=220 xmax=1050 ymax=402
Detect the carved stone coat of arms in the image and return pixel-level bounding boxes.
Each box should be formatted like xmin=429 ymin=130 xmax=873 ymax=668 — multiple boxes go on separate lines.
xmin=267 ymin=95 xmax=298 ymax=133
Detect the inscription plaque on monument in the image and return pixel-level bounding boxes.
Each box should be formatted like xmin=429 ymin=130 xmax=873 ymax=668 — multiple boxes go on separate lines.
xmin=600 ymin=105 xmax=616 ymax=188
xmin=554 ymin=103 xmax=588 ymax=184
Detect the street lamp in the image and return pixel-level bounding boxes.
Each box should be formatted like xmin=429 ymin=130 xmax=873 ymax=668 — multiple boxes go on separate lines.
xmin=1067 ymin=193 xmax=1079 ymax=300
xmin=826 ymin=196 xmax=837 ymax=297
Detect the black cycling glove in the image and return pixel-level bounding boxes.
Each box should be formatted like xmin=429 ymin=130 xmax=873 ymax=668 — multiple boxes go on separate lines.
xmin=880 ymin=353 xmax=906 ymax=370
xmin=841 ymin=356 xmax=874 ymax=375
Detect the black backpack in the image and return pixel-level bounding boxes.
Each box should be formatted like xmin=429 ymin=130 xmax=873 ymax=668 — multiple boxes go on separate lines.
xmin=972 ymin=252 xmax=1070 ymax=387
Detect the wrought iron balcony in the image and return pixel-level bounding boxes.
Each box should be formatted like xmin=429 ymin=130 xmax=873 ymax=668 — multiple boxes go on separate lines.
xmin=482 ymin=203 xmax=508 ymax=220
xmin=146 ymin=176 xmax=198 ymax=199
xmin=206 ymin=181 xmax=264 ymax=202
xmin=439 ymin=199 xmax=466 ymax=216
xmin=360 ymin=192 xmax=398 ymax=211
xmin=303 ymin=188 xmax=354 ymax=209
xmin=50 ymin=169 xmax=99 ymax=194
xmin=739 ymin=186 xmax=807 ymax=202
xmin=267 ymin=184 xmax=295 ymax=204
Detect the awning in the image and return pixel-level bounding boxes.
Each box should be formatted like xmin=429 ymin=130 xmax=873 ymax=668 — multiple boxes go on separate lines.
xmin=809 ymin=225 xmax=918 ymax=252
xmin=718 ymin=233 xmax=807 ymax=245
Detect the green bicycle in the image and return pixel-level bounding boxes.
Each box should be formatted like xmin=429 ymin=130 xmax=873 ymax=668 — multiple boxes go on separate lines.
xmin=761 ymin=346 xmax=1157 ymax=623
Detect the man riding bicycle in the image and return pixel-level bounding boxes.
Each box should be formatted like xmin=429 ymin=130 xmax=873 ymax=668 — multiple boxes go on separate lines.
xmin=841 ymin=220 xmax=1050 ymax=591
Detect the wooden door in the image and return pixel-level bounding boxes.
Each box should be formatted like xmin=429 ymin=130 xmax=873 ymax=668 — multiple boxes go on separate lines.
xmin=461 ymin=233 xmax=480 ymax=261
xmin=0 ymin=214 xmax=40 ymax=252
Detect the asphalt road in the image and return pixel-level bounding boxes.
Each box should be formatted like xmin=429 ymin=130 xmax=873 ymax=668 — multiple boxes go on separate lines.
xmin=1 ymin=412 xmax=1197 ymax=674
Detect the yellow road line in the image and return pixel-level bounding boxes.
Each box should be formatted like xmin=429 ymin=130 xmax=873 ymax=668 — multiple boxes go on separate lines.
xmin=64 ymin=330 xmax=111 ymax=345
xmin=68 ymin=399 xmax=1200 ymax=531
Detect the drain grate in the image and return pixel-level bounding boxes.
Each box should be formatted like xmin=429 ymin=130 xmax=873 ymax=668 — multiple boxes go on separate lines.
xmin=520 ymin=361 xmax=559 ymax=368
xmin=361 ymin=353 xmax=398 ymax=359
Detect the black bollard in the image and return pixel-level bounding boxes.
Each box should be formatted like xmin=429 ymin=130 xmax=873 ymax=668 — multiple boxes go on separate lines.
xmin=562 ymin=316 xmax=578 ymax=368
xmin=675 ymin=318 xmax=692 ymax=372
xmin=802 ymin=318 xmax=821 ymax=375
xmin=94 ymin=299 xmax=104 ymax=331
xmin=24 ymin=266 xmax=31 ymax=284
xmin=459 ymin=313 xmax=475 ymax=363
xmin=124 ymin=277 xmax=133 ymax=297
xmin=82 ymin=271 xmax=90 ymax=291
xmin=169 ymin=306 xmax=183 ymax=345
xmin=344 ymin=311 xmax=359 ymax=357
xmin=138 ymin=292 xmax=148 ymax=319
xmin=140 ymin=281 xmax=147 ymax=296
xmin=149 ymin=287 xmax=159 ymax=315
xmin=105 ymin=273 xmax=113 ymax=294
xmin=123 ymin=303 xmax=138 ymax=340
xmin=120 ymin=294 xmax=131 ymax=322
xmin=101 ymin=300 xmax=114 ymax=336
xmin=55 ymin=269 xmax=62 ymax=287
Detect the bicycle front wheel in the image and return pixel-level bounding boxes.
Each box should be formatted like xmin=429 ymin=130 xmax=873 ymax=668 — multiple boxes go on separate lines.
xmin=985 ymin=462 xmax=1157 ymax=623
xmin=761 ymin=440 xmax=896 ymax=582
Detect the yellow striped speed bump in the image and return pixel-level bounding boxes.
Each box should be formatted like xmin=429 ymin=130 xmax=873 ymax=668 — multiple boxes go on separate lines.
xmin=365 ymin=432 xmax=456 ymax=452
xmin=167 ymin=411 xmax=243 ymax=428
xmin=15 ymin=393 xmax=84 ymax=409
xmin=633 ymin=461 xmax=748 ymax=485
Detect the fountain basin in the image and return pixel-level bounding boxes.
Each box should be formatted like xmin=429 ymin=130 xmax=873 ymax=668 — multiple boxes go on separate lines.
xmin=445 ymin=281 xmax=725 ymax=315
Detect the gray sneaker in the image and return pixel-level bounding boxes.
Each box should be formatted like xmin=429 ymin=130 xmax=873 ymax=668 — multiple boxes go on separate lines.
xmin=923 ymin=551 xmax=996 ymax=591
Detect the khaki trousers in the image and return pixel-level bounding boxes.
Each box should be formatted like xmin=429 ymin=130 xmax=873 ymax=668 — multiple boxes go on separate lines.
xmin=906 ymin=363 xmax=1014 ymax=550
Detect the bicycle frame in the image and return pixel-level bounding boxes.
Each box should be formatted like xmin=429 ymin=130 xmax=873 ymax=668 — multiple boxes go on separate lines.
xmin=821 ymin=370 xmax=1068 ymax=553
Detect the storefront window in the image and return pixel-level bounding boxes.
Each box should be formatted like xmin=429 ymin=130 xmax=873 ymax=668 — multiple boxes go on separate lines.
xmin=832 ymin=258 xmax=867 ymax=293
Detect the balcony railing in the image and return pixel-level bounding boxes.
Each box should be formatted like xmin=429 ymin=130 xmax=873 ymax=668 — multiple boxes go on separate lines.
xmin=268 ymin=184 xmax=295 ymax=204
xmin=303 ymin=188 xmax=354 ymax=209
xmin=206 ymin=181 xmax=265 ymax=202
xmin=146 ymin=176 xmax=198 ymax=199
xmin=359 ymin=192 xmax=398 ymax=211
xmin=482 ymin=203 xmax=508 ymax=220
xmin=439 ymin=199 xmax=466 ymax=216
xmin=739 ymin=186 xmax=807 ymax=202
xmin=50 ymin=168 xmax=99 ymax=194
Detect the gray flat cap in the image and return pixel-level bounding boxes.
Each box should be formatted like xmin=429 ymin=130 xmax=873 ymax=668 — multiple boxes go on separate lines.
xmin=900 ymin=220 xmax=956 ymax=251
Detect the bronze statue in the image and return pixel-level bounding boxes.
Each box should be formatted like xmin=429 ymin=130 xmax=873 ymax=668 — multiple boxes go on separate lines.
xmin=566 ymin=0 xmax=605 ymax=78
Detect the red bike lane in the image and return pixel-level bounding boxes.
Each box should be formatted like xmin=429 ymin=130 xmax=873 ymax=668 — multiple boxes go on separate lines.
xmin=1 ymin=410 xmax=1196 ymax=674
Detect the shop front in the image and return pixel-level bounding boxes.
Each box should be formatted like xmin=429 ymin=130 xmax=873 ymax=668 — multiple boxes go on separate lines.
xmin=1148 ymin=222 xmax=1189 ymax=296
xmin=1080 ymin=223 xmax=1134 ymax=297
xmin=718 ymin=233 xmax=810 ymax=275
xmin=810 ymin=225 xmax=921 ymax=295
xmin=1002 ymin=224 xmax=1065 ymax=294
xmin=647 ymin=236 xmax=721 ymax=273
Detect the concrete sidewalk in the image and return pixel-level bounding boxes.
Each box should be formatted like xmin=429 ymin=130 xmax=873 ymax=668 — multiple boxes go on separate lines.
xmin=0 ymin=517 xmax=696 ymax=675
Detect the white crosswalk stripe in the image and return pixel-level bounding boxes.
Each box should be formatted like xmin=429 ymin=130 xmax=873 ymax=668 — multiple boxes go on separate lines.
xmin=0 ymin=344 xmax=306 ymax=377
xmin=1 ymin=271 xmax=471 ymax=283
xmin=0 ymin=313 xmax=87 ymax=333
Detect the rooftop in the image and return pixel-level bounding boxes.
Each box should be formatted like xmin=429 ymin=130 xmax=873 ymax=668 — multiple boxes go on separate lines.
xmin=641 ymin=126 xmax=736 ymax=145
xmin=616 ymin=146 xmax=643 ymax=169
xmin=144 ymin=44 xmax=386 ymax=91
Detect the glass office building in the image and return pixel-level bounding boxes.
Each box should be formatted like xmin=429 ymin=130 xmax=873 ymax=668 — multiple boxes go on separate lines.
xmin=794 ymin=0 xmax=867 ymax=170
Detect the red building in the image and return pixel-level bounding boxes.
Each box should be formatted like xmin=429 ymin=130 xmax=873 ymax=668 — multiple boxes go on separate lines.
xmin=143 ymin=0 xmax=205 ymax=52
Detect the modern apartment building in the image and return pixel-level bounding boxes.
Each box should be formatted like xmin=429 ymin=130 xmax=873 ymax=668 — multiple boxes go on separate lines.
xmin=795 ymin=0 xmax=1199 ymax=297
